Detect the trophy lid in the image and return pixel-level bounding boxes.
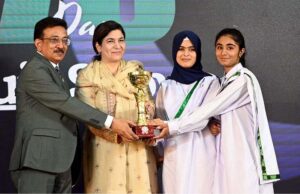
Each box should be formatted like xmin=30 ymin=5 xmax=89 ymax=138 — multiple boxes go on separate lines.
xmin=129 ymin=69 xmax=152 ymax=77
xmin=128 ymin=69 xmax=152 ymax=88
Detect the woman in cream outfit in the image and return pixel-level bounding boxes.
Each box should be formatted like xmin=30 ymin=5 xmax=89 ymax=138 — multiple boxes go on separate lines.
xmin=76 ymin=20 xmax=158 ymax=194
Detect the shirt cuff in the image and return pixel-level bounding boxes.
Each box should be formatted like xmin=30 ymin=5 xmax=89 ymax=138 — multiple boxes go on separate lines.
xmin=104 ymin=115 xmax=113 ymax=129
xmin=168 ymin=119 xmax=179 ymax=136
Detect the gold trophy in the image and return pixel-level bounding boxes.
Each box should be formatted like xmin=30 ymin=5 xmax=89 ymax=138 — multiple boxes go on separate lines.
xmin=129 ymin=69 xmax=156 ymax=138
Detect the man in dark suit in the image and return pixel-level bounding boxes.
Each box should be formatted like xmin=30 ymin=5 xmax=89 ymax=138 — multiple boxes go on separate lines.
xmin=9 ymin=16 xmax=139 ymax=193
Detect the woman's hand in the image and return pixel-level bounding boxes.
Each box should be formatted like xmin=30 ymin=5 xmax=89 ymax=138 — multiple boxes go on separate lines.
xmin=145 ymin=100 xmax=155 ymax=119
xmin=208 ymin=118 xmax=221 ymax=136
xmin=148 ymin=119 xmax=170 ymax=139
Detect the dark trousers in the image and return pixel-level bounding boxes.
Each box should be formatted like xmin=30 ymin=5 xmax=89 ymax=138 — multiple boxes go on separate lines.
xmin=11 ymin=168 xmax=72 ymax=193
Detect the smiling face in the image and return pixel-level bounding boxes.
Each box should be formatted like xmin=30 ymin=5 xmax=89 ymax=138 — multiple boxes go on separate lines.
xmin=215 ymin=35 xmax=245 ymax=73
xmin=35 ymin=26 xmax=68 ymax=64
xmin=176 ymin=39 xmax=197 ymax=68
xmin=96 ymin=29 xmax=126 ymax=65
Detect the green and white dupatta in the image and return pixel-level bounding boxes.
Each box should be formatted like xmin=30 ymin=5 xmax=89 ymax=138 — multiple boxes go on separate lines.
xmin=242 ymin=68 xmax=280 ymax=184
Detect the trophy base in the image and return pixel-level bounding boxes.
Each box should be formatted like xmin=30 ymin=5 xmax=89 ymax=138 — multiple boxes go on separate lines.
xmin=133 ymin=125 xmax=157 ymax=138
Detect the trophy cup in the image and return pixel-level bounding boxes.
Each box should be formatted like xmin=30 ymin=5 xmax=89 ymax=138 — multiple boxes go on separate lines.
xmin=129 ymin=69 xmax=156 ymax=138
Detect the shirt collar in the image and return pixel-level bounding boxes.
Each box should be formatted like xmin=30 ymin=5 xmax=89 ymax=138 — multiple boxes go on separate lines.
xmin=224 ymin=63 xmax=243 ymax=80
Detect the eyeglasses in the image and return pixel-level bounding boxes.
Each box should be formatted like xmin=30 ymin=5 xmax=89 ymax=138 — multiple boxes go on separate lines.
xmin=41 ymin=37 xmax=71 ymax=46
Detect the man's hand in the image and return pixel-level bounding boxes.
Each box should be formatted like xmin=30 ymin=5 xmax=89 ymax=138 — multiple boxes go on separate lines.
xmin=110 ymin=118 xmax=139 ymax=141
xmin=148 ymin=118 xmax=170 ymax=139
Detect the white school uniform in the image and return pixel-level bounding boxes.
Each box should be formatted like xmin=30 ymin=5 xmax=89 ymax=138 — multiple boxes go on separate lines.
xmin=168 ymin=63 xmax=280 ymax=194
xmin=156 ymin=75 xmax=219 ymax=194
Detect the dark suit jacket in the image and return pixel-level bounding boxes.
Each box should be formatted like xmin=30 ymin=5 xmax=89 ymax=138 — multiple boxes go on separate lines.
xmin=9 ymin=53 xmax=107 ymax=175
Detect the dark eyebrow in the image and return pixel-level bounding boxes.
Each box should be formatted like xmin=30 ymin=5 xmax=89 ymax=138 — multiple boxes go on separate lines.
xmin=48 ymin=35 xmax=69 ymax=39
xmin=226 ymin=43 xmax=237 ymax=47
xmin=105 ymin=37 xmax=124 ymax=41
xmin=216 ymin=43 xmax=237 ymax=47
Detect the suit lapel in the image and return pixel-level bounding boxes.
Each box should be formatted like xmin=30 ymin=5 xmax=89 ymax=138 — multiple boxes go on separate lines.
xmin=61 ymin=74 xmax=70 ymax=94
xmin=35 ymin=53 xmax=70 ymax=95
